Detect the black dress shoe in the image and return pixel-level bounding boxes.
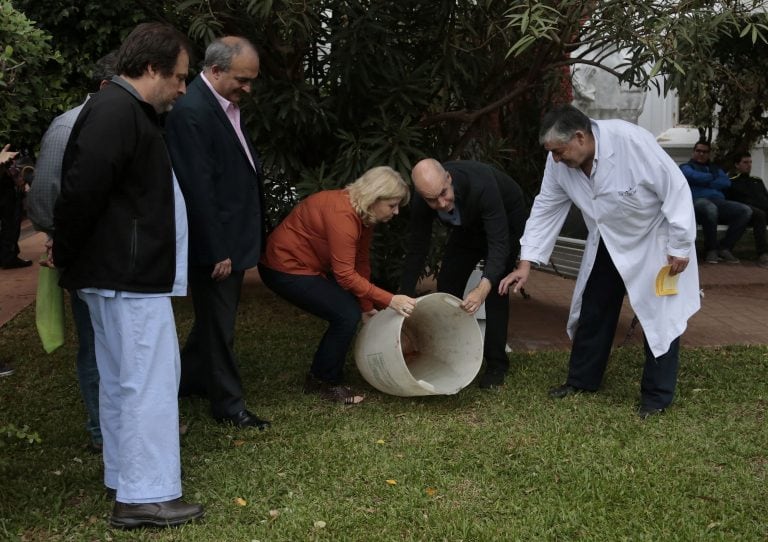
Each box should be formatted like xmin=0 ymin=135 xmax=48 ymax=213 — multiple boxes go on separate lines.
xmin=215 ymin=409 xmax=270 ymax=430
xmin=2 ymin=257 xmax=32 ymax=269
xmin=110 ymin=498 xmax=204 ymax=528
xmin=478 ymin=369 xmax=507 ymax=389
xmin=638 ymin=407 xmax=665 ymax=420
xmin=548 ymin=384 xmax=587 ymax=398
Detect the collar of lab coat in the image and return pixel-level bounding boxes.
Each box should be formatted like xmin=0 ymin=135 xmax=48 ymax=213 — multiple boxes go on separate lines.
xmin=591 ymin=120 xmax=615 ymax=185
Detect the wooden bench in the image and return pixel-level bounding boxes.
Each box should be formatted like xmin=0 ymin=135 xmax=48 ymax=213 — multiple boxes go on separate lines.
xmin=544 ymin=228 xmax=757 ymax=274
xmin=535 ymin=235 xmax=640 ymax=345
xmin=538 ymin=236 xmax=585 ymax=280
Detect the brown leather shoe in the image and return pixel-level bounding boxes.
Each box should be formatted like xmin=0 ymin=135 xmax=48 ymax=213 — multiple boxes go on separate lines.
xmin=109 ymin=498 xmax=204 ymax=528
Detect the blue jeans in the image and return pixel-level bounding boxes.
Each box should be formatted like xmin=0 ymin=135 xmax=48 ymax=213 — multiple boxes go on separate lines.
xmin=693 ymin=198 xmax=752 ymax=251
xmin=70 ymin=290 xmax=101 ymax=446
xmin=258 ymin=264 xmax=361 ymax=383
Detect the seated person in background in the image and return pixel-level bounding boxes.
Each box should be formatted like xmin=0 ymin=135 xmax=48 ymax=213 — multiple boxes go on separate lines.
xmin=0 ymin=144 xmax=22 ymax=375
xmin=680 ymin=140 xmax=751 ymax=264
xmin=728 ymin=152 xmax=768 ymax=269
xmin=0 ymin=147 xmax=33 ymax=270
xmin=258 ymin=166 xmax=416 ymax=404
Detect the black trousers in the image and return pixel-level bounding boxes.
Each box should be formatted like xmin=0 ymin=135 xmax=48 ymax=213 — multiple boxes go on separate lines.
xmin=566 ymin=240 xmax=680 ymax=409
xmin=0 ymin=185 xmax=22 ymax=264
xmin=180 ymin=266 xmax=246 ymax=418
xmin=747 ymin=205 xmax=767 ymax=255
xmin=436 ymin=234 xmax=516 ymax=374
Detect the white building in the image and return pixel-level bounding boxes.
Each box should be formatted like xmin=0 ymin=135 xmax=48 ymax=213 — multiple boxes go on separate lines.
xmin=572 ymin=60 xmax=768 ymax=182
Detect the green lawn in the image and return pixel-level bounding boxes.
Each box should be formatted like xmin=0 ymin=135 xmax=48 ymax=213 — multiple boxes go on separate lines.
xmin=1 ymin=284 xmax=766 ymax=541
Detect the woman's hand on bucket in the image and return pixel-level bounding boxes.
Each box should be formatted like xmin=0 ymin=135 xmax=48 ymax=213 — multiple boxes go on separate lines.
xmin=390 ymin=295 xmax=417 ymax=317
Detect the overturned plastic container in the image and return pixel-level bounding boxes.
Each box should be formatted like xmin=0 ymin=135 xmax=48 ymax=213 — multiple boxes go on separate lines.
xmin=354 ymin=292 xmax=483 ymax=396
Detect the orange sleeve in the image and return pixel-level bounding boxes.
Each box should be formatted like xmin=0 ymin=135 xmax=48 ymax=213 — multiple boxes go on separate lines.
xmin=325 ymin=209 xmax=393 ymax=311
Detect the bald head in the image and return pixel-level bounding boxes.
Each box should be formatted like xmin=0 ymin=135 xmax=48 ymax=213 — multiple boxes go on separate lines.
xmin=412 ymin=158 xmax=455 ymax=212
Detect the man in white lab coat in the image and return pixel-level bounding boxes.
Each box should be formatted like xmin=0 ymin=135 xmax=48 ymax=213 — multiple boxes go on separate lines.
xmin=499 ymin=105 xmax=700 ymax=419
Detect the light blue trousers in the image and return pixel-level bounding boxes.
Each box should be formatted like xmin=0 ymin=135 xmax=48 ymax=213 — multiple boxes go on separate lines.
xmin=81 ymin=291 xmax=182 ymax=504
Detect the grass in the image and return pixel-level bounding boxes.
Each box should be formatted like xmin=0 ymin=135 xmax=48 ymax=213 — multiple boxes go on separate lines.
xmin=1 ymin=282 xmax=767 ymax=541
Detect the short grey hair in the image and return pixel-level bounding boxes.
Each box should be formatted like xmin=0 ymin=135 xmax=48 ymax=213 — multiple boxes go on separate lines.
xmin=539 ymin=104 xmax=592 ymax=145
xmin=203 ymin=37 xmax=257 ymax=71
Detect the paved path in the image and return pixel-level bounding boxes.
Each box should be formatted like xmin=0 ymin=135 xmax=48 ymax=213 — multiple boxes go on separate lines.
xmin=0 ymin=222 xmax=47 ymax=327
xmin=3 ymin=222 xmax=768 ymax=350
xmin=506 ymin=260 xmax=768 ymax=351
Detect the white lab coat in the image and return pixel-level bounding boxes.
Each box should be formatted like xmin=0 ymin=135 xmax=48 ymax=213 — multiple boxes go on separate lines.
xmin=520 ymin=120 xmax=700 ymax=357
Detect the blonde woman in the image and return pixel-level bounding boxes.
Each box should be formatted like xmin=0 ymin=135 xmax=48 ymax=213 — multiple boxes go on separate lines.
xmin=259 ymin=166 xmax=416 ymax=404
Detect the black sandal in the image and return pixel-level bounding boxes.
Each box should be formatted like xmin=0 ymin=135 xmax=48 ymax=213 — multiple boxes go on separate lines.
xmin=303 ymin=374 xmax=365 ymax=404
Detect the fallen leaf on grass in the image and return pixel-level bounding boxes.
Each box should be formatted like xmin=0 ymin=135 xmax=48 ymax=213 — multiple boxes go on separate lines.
xmin=313 ymin=520 xmax=326 ymax=528
xmin=233 ymin=440 xmax=246 ymax=447
xmin=234 ymin=497 xmax=247 ymax=506
xmin=386 ymin=479 xmax=397 ymax=485
xmin=376 ymin=439 xmax=385 ymax=445
xmin=425 ymin=487 xmax=437 ymax=496
xmin=269 ymin=509 xmax=279 ymax=519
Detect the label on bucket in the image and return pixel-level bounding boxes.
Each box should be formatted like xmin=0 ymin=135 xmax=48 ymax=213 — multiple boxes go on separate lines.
xmin=365 ymin=352 xmax=402 ymax=391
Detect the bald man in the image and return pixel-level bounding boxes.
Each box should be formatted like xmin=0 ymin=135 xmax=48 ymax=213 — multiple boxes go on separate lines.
xmin=400 ymin=159 xmax=527 ymax=388
xmin=166 ymin=37 xmax=270 ymax=429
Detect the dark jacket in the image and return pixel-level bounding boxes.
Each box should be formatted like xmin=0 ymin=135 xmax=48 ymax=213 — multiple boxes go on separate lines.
xmin=728 ymin=172 xmax=768 ymax=212
xmin=165 ymin=75 xmax=266 ymax=271
xmin=400 ymin=160 xmax=527 ymax=294
xmin=53 ymin=79 xmax=176 ymax=292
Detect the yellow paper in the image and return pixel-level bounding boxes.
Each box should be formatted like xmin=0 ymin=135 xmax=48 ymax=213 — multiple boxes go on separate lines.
xmin=655 ymin=265 xmax=679 ymax=296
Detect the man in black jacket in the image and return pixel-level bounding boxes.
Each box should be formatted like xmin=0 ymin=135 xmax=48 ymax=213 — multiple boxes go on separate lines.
xmin=53 ymin=23 xmax=203 ymax=529
xmin=400 ymin=159 xmax=527 ymax=388
xmin=729 ymin=152 xmax=768 ymax=268
xmin=166 ymin=37 xmax=269 ymax=430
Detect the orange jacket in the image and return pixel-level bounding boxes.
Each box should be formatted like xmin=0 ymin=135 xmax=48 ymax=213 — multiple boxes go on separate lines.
xmin=261 ymin=189 xmax=392 ymax=311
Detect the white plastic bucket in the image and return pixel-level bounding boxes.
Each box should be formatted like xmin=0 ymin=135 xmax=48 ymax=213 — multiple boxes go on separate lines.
xmin=354 ymin=292 xmax=484 ymax=396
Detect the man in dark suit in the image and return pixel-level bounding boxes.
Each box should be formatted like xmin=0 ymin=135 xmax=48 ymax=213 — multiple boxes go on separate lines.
xmin=399 ymin=159 xmax=527 ymax=389
xmin=166 ymin=36 xmax=269 ymax=430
